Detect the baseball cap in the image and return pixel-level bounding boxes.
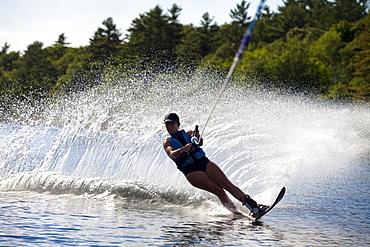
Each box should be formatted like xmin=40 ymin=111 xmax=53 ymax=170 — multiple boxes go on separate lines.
xmin=164 ymin=113 xmax=179 ymax=123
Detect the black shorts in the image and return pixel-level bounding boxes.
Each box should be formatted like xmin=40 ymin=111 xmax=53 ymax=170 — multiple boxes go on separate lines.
xmin=180 ymin=156 xmax=210 ymax=176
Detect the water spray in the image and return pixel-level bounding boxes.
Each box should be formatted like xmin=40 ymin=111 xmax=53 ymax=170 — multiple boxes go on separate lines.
xmin=200 ymin=0 xmax=266 ymax=137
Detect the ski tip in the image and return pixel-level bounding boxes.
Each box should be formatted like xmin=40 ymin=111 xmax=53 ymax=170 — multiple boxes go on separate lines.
xmin=280 ymin=187 xmax=286 ymax=196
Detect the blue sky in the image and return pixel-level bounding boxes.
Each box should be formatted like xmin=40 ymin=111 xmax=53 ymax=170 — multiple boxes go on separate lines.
xmin=0 ymin=0 xmax=283 ymax=53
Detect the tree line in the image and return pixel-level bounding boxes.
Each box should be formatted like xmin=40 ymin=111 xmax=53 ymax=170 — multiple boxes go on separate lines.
xmin=0 ymin=0 xmax=369 ymax=113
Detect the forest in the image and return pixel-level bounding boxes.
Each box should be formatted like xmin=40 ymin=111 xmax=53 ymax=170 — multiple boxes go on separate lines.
xmin=0 ymin=0 xmax=369 ymax=116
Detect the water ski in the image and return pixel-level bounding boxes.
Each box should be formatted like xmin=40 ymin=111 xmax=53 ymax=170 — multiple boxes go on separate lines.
xmin=254 ymin=187 xmax=286 ymax=220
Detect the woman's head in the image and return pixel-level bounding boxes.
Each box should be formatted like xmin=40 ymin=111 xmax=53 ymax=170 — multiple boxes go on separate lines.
xmin=164 ymin=113 xmax=180 ymax=134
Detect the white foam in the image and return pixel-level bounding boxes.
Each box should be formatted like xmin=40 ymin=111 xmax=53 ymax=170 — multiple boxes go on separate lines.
xmin=0 ymin=70 xmax=369 ymax=205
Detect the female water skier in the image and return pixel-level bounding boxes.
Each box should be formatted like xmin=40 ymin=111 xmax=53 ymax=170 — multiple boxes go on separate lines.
xmin=162 ymin=113 xmax=267 ymax=216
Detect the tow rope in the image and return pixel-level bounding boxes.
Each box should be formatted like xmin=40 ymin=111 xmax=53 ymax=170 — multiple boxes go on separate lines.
xmin=201 ymin=0 xmax=267 ymax=137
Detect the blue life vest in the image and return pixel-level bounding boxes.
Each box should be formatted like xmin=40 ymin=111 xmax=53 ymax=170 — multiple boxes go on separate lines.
xmin=166 ymin=129 xmax=206 ymax=169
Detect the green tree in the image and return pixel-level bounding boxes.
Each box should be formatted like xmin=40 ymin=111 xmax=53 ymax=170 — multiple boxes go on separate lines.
xmin=48 ymin=34 xmax=72 ymax=62
xmin=0 ymin=42 xmax=11 ymax=55
xmin=333 ymin=0 xmax=368 ymax=24
xmin=55 ymin=33 xmax=71 ymax=46
xmin=350 ymin=13 xmax=370 ymax=100
xmin=50 ymin=47 xmax=93 ymax=94
xmin=127 ymin=5 xmax=171 ymax=54
xmin=229 ymin=0 xmax=251 ymax=25
xmin=237 ymin=27 xmax=334 ymax=92
xmin=126 ymin=5 xmax=181 ymax=71
xmin=176 ymin=12 xmax=220 ymax=64
xmin=0 ymin=50 xmax=19 ymax=72
xmin=198 ymin=12 xmax=221 ymax=55
xmin=7 ymin=41 xmax=57 ymax=100
xmin=309 ymin=23 xmax=356 ymax=98
xmin=305 ymin=0 xmax=335 ymax=30
xmin=126 ymin=4 xmax=187 ymax=72
xmin=45 ymin=44 xmax=73 ymax=86
xmin=212 ymin=0 xmax=252 ymax=60
xmin=176 ymin=24 xmax=202 ymax=63
xmin=0 ymin=0 xmax=369 ymax=105
xmin=167 ymin=4 xmax=184 ymax=51
xmin=89 ymin=17 xmax=123 ymax=61
xmin=0 ymin=49 xmax=20 ymax=95
xmin=252 ymin=6 xmax=277 ymax=44
xmin=271 ymin=0 xmax=310 ymax=40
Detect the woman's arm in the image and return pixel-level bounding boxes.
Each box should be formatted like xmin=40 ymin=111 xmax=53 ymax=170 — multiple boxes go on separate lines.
xmin=163 ymin=139 xmax=192 ymax=159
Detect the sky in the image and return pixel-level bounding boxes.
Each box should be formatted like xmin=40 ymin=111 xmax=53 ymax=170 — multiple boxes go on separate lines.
xmin=0 ymin=0 xmax=283 ymax=53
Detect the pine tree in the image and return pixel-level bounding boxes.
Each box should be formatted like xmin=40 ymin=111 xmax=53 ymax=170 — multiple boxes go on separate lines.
xmin=89 ymin=17 xmax=122 ymax=61
xmin=126 ymin=4 xmax=185 ymax=70
xmin=0 ymin=42 xmax=10 ymax=55
xmin=10 ymin=41 xmax=56 ymax=100
xmin=350 ymin=13 xmax=370 ymax=100
xmin=55 ymin=33 xmax=71 ymax=46
xmin=229 ymin=0 xmax=251 ymax=25
xmin=167 ymin=4 xmax=183 ymax=51
xmin=333 ymin=0 xmax=368 ymax=24
xmin=127 ymin=6 xmax=171 ymax=54
xmin=198 ymin=12 xmax=221 ymax=56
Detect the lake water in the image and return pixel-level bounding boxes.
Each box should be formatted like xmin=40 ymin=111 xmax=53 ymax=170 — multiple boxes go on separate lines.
xmin=1 ymin=164 xmax=369 ymax=246
xmin=0 ymin=71 xmax=369 ymax=246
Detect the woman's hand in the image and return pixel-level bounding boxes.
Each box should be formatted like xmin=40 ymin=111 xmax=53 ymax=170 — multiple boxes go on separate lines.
xmin=182 ymin=143 xmax=193 ymax=153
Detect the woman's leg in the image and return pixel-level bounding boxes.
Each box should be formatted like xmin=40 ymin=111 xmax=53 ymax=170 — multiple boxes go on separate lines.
xmin=186 ymin=171 xmax=240 ymax=214
xmin=205 ymin=161 xmax=246 ymax=203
